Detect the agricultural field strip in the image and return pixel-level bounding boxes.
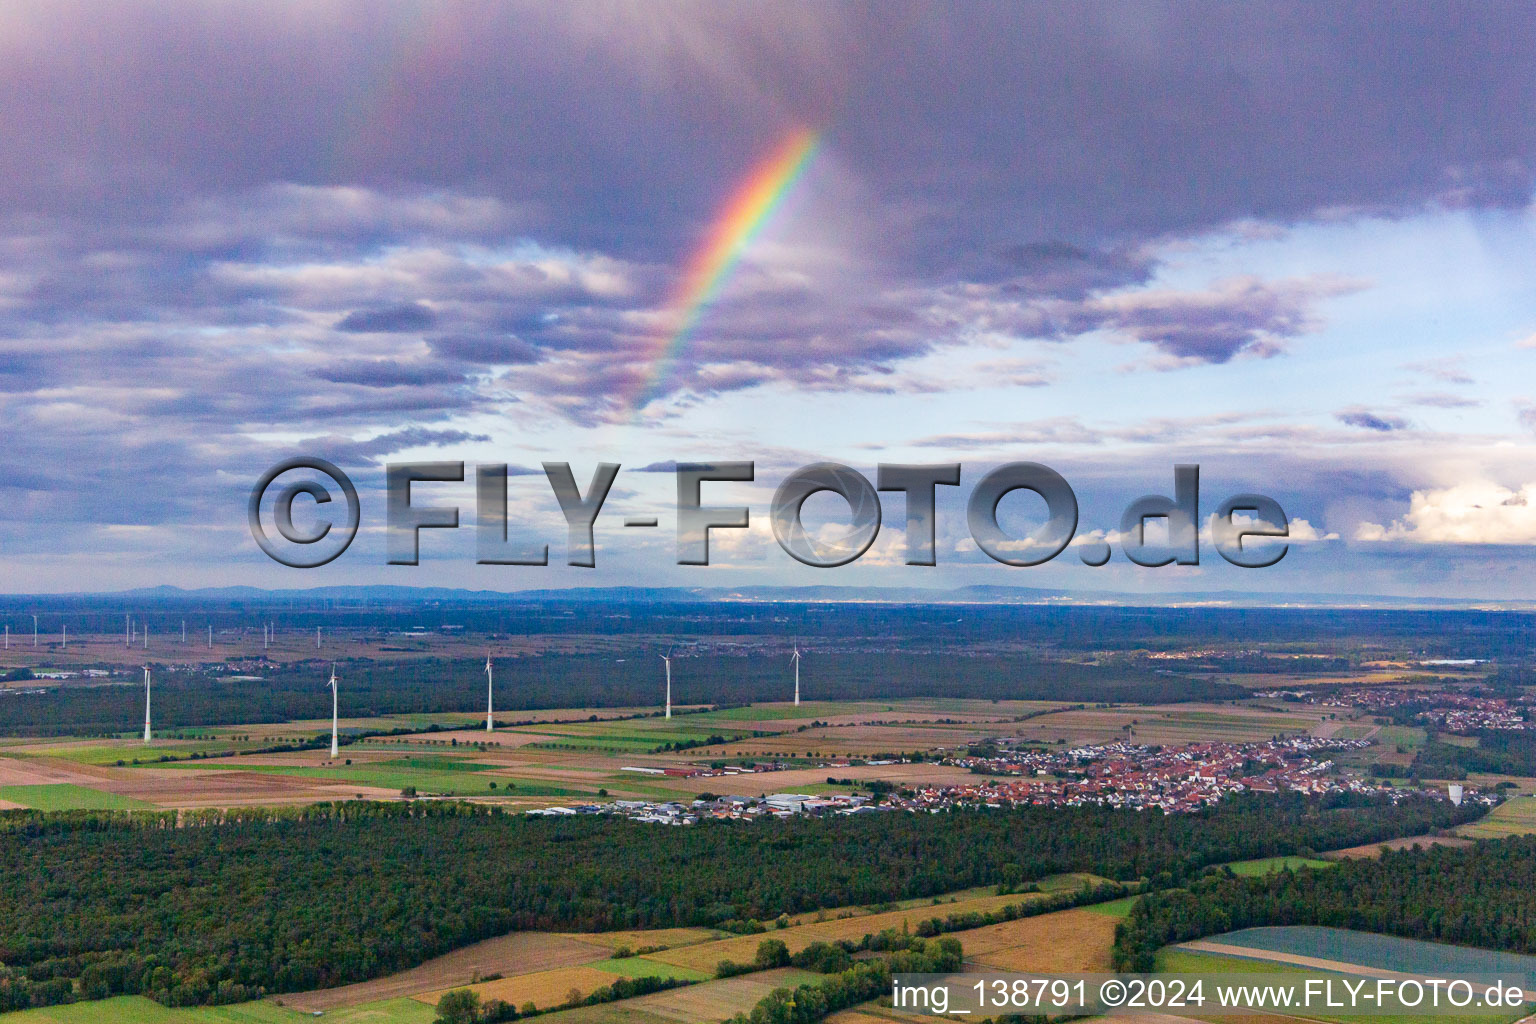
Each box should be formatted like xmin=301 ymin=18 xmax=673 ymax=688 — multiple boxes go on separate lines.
xmin=147 ymin=762 xmax=592 ymax=797
xmin=1457 ymin=798 xmax=1536 ymax=839
xmin=0 ymin=784 xmax=156 ymax=811
xmin=963 ymin=907 xmax=1121 ymax=970
xmin=1192 ymin=927 xmax=1536 ymax=984
xmin=1179 ymin=933 xmax=1536 ymax=994
xmin=647 ymin=885 xmax=1096 ymax=974
xmin=529 ymin=968 xmax=823 ymax=1024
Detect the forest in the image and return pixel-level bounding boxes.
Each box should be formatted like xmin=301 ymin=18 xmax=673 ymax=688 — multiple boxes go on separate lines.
xmin=0 ymin=794 xmax=1477 ymax=1008
xmin=1411 ymin=731 xmax=1536 ymax=779
xmin=1113 ymin=834 xmax=1536 ymax=971
xmin=0 ymin=653 xmax=1241 ymax=735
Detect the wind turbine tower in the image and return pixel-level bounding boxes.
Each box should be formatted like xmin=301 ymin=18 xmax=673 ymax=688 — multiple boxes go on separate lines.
xmin=485 ymin=652 xmax=495 ymax=731
xmin=791 ymin=646 xmax=801 ymax=706
xmin=142 ymin=667 xmax=152 ymax=744
xmin=662 ymin=651 xmax=672 ymax=719
xmin=32 ymin=615 xmax=37 ymax=647
xmin=327 ymin=665 xmax=339 ymax=759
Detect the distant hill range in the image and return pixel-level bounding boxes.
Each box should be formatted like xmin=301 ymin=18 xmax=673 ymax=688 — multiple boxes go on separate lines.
xmin=6 ymin=583 xmax=1531 ymax=610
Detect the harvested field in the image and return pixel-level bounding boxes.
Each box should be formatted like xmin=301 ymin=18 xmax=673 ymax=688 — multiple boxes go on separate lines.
xmin=1006 ymin=705 xmax=1325 ymax=746
xmin=0 ymin=754 xmax=104 ymax=785
xmin=532 ymin=1007 xmax=679 ymax=1024
xmin=597 ymin=968 xmax=819 ymax=1023
xmin=104 ymin=767 xmax=402 ymax=808
xmin=416 ymin=966 xmax=622 ymax=1012
xmin=564 ymin=928 xmax=722 ymax=952
xmin=282 ymin=932 xmax=610 ymax=1012
xmin=649 ymin=888 xmax=1073 ymax=974
xmin=963 ymin=908 xmax=1120 ymax=971
xmin=647 ymin=930 xmax=825 ymax=974
xmin=698 ymin=724 xmax=1008 ymax=758
xmin=1322 ymin=835 xmax=1473 ymax=859
xmin=657 ymin=763 xmax=975 ymax=795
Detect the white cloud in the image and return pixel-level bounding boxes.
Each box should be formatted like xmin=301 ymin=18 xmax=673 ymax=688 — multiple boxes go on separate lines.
xmin=1355 ymin=481 xmax=1536 ymax=544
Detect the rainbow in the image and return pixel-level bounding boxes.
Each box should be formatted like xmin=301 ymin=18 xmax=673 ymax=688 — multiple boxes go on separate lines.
xmin=633 ymin=127 xmax=822 ymax=412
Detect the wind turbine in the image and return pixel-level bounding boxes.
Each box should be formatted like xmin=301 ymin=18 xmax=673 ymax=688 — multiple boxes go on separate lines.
xmin=32 ymin=615 xmax=37 ymax=647
xmin=142 ymin=667 xmax=152 ymax=744
xmin=327 ymin=665 xmax=339 ymax=759
xmin=661 ymin=650 xmax=673 ymax=719
xmin=485 ymin=652 xmax=495 ymax=732
xmin=791 ymin=646 xmax=802 ymax=706
xmin=61 ymin=624 xmax=67 ymax=649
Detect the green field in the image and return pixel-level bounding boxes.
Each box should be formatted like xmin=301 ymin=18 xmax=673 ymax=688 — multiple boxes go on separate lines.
xmin=0 ymin=994 xmax=437 ymax=1023
xmin=1375 ymin=725 xmax=1428 ymax=751
xmin=1224 ymin=855 xmax=1336 ymax=876
xmin=690 ymin=702 xmax=884 ymax=722
xmin=1157 ymin=946 xmax=1298 ymax=975
xmin=1459 ymin=796 xmax=1536 ymax=839
xmin=0 ymin=784 xmax=156 ymax=811
xmin=165 ymin=762 xmax=590 ymax=797
xmin=1081 ymin=895 xmax=1139 ymax=918
xmin=600 ymin=956 xmax=710 ymax=982
xmin=16 ymin=743 xmax=247 ymax=766
xmin=0 ymin=996 xmax=304 ymax=1023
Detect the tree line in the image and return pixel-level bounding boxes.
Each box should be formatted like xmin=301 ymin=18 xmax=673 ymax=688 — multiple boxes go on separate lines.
xmin=1114 ymin=834 xmax=1536 ymax=971
xmin=1411 ymin=731 xmax=1536 ymax=780
xmin=0 ymin=793 xmax=1479 ymax=1009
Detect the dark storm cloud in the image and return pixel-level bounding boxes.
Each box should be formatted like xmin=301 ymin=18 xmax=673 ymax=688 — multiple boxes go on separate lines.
xmin=1338 ymin=409 xmax=1410 ymax=432
xmin=0 ymin=1 xmax=1533 ymax=562
xmin=2 ymin=3 xmax=1534 ymax=261
xmin=1071 ymin=276 xmax=1366 ymax=363
xmin=427 ymin=334 xmax=544 ymax=365
xmin=313 ymin=359 xmax=467 ymax=388
xmin=336 ymin=302 xmax=436 ymax=333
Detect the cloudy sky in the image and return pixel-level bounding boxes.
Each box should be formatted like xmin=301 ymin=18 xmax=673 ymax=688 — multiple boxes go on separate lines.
xmin=3 ymin=1 xmax=1536 ymax=598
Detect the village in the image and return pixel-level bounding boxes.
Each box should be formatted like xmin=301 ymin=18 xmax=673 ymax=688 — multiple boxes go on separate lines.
xmin=1257 ymin=686 xmax=1535 ymax=732
xmin=529 ymin=734 xmax=1489 ymax=824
